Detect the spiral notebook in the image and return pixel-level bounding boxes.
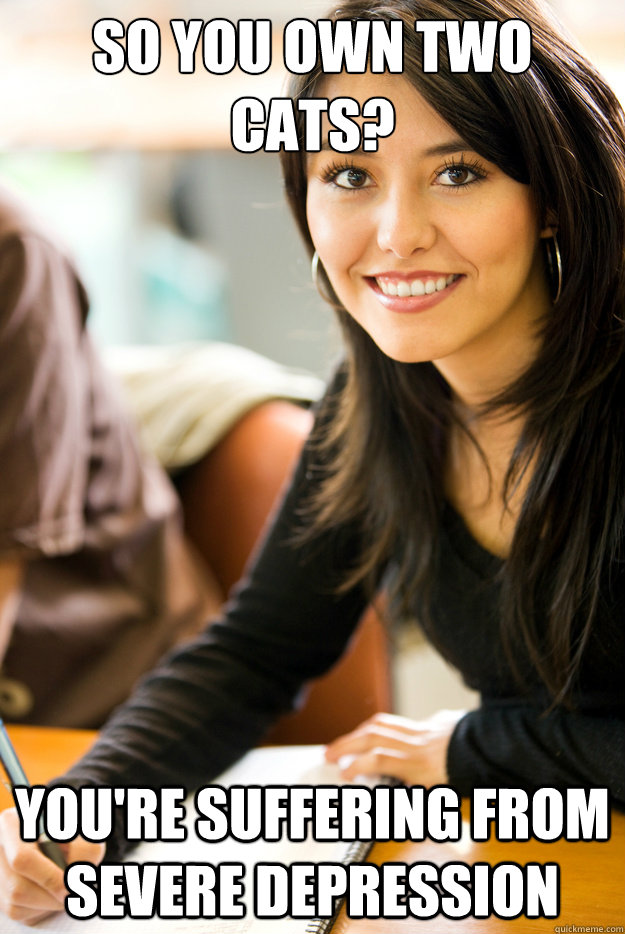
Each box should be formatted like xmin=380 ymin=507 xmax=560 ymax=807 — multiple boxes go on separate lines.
xmin=4 ymin=746 xmax=375 ymax=934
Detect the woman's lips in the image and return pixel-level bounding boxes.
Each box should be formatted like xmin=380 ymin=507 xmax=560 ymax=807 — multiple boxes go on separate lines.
xmin=367 ymin=272 xmax=463 ymax=311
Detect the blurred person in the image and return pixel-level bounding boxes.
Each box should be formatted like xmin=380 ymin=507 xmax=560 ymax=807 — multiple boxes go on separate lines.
xmin=0 ymin=183 xmax=224 ymax=728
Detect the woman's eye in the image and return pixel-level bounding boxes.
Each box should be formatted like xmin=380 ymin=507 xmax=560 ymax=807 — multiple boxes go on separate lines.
xmin=332 ymin=167 xmax=371 ymax=189
xmin=437 ymin=163 xmax=483 ymax=187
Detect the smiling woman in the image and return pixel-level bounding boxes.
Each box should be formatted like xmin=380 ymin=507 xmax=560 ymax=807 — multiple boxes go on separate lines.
xmin=282 ymin=0 xmax=625 ymax=671
xmin=306 ymin=73 xmax=550 ymax=380
xmin=0 ymin=0 xmax=624 ymax=925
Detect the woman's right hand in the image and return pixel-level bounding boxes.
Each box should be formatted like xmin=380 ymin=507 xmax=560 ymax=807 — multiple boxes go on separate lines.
xmin=0 ymin=807 xmax=105 ymax=926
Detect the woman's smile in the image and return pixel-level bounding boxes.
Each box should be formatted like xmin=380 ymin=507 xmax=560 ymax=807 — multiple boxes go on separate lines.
xmin=367 ymin=271 xmax=463 ymax=310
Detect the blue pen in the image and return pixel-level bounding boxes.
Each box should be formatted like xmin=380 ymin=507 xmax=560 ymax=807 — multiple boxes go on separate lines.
xmin=0 ymin=720 xmax=66 ymax=869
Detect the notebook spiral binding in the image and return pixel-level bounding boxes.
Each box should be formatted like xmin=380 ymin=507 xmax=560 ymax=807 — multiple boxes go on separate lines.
xmin=304 ymin=838 xmax=374 ymax=934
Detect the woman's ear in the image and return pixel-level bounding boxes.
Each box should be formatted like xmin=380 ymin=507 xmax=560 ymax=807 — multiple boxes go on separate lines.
xmin=540 ymin=213 xmax=558 ymax=239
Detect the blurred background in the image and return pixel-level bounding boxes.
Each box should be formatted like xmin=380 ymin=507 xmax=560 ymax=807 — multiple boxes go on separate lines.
xmin=1 ymin=0 xmax=623 ymax=716
xmin=0 ymin=0 xmax=343 ymax=377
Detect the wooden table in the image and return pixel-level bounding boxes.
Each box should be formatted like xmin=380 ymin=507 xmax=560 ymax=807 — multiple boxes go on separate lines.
xmin=2 ymin=725 xmax=624 ymax=931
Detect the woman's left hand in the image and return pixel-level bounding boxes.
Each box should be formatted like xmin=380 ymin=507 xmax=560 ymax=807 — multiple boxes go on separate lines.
xmin=324 ymin=710 xmax=466 ymax=786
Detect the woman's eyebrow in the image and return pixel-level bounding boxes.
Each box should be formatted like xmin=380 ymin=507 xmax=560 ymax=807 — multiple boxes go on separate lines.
xmin=423 ymin=139 xmax=471 ymax=156
xmin=313 ymin=137 xmax=471 ymax=156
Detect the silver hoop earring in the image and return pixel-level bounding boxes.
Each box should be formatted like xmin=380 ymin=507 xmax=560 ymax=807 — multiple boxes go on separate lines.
xmin=311 ymin=250 xmax=321 ymax=291
xmin=545 ymin=233 xmax=563 ymax=303
xmin=311 ymin=249 xmax=336 ymax=305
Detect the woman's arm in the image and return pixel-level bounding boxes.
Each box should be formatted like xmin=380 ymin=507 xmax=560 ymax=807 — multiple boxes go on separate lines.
xmin=447 ymin=703 xmax=625 ymax=803
xmin=54 ymin=425 xmax=369 ymax=851
xmin=325 ymin=704 xmax=624 ymax=807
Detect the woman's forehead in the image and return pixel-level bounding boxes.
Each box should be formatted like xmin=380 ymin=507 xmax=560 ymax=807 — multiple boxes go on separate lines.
xmin=315 ymin=72 xmax=460 ymax=146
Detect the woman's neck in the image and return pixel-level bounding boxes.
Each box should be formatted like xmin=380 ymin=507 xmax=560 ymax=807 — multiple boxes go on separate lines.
xmin=435 ymin=289 xmax=546 ymax=555
xmin=445 ymin=409 xmax=531 ymax=559
xmin=434 ymin=332 xmax=539 ymax=409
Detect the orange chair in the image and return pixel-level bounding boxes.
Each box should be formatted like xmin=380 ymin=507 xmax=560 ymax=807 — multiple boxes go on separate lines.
xmin=176 ymin=400 xmax=392 ymax=744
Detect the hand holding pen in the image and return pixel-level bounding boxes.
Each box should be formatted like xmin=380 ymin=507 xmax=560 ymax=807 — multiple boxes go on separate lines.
xmin=0 ymin=721 xmax=104 ymax=926
xmin=0 ymin=719 xmax=66 ymax=870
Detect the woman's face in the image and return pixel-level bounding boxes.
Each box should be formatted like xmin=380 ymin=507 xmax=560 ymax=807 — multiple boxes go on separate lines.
xmin=306 ymin=73 xmax=552 ymax=399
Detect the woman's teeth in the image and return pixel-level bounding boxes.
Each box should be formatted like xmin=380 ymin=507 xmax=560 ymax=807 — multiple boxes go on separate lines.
xmin=376 ymin=274 xmax=458 ymax=297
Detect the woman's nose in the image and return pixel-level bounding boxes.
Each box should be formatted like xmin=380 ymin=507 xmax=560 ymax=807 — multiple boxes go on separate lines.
xmin=376 ymin=191 xmax=436 ymax=258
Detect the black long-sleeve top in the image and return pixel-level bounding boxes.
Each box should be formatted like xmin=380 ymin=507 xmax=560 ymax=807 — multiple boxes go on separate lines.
xmin=62 ymin=384 xmax=625 ymax=860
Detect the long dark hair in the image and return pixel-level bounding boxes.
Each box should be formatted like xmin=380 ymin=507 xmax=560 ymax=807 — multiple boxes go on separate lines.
xmin=280 ymin=0 xmax=625 ymax=706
